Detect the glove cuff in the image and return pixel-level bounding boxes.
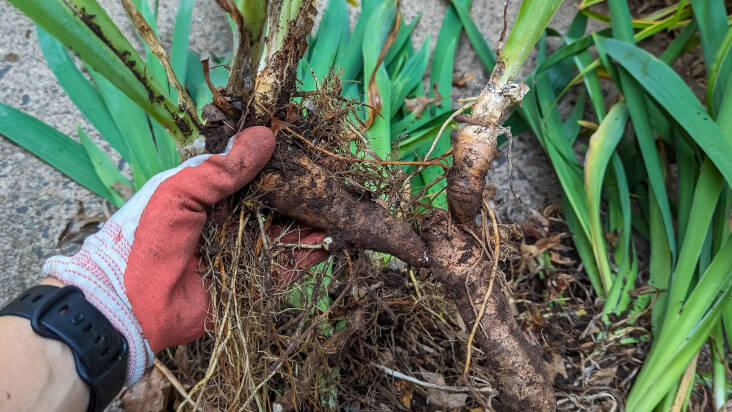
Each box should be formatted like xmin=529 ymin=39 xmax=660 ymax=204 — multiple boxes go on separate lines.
xmin=43 ymin=223 xmax=153 ymax=385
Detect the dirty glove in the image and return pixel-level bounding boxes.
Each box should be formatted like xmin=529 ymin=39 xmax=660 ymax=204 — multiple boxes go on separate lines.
xmin=42 ymin=127 xmax=275 ymax=385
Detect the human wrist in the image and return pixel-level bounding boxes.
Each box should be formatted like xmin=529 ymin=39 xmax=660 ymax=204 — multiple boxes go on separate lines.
xmin=0 ymin=312 xmax=90 ymax=412
xmin=1 ymin=280 xmax=135 ymax=411
xmin=41 ymin=276 xmax=67 ymax=288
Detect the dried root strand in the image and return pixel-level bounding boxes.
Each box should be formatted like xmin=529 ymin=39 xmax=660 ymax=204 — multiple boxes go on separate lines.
xmin=463 ymin=201 xmax=501 ymax=378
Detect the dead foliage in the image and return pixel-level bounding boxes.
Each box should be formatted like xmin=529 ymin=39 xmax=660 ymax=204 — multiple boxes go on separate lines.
xmin=404 ymin=88 xmax=443 ymax=119
xmin=121 ymin=366 xmax=172 ymax=412
xmin=57 ymin=201 xmax=107 ymax=246
xmin=513 ymin=207 xmax=653 ymax=412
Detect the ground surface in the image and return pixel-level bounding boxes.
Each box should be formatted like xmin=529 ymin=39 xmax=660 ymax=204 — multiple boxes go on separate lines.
xmin=0 ymin=0 xmax=584 ymax=306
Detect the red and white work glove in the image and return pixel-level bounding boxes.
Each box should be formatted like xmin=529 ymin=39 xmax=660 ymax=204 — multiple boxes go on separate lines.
xmin=42 ymin=127 xmax=326 ymax=385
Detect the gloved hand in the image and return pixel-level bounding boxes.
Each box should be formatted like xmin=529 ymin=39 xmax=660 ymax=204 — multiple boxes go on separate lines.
xmin=42 ymin=127 xmax=278 ymax=385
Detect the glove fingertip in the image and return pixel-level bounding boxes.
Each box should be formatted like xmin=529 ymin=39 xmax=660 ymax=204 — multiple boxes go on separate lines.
xmin=215 ymin=126 xmax=276 ymax=188
xmin=232 ymin=126 xmax=276 ymax=163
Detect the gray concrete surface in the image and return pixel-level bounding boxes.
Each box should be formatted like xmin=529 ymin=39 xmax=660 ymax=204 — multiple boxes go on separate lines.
xmin=0 ymin=0 xmax=584 ymax=306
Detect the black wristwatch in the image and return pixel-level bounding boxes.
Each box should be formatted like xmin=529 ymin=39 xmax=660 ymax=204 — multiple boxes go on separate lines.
xmin=0 ymin=285 xmax=128 ymax=412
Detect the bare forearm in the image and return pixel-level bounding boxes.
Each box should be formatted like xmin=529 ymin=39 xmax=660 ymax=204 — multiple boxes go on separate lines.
xmin=0 ymin=278 xmax=89 ymax=412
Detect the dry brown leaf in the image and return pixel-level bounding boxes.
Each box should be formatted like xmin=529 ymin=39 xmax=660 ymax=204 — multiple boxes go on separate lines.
xmin=520 ymin=220 xmax=545 ymax=239
xmin=121 ymin=366 xmax=171 ymax=412
xmin=452 ymin=72 xmax=475 ymax=87
xmin=422 ymin=371 xmax=469 ymax=409
xmin=57 ymin=202 xmax=105 ymax=246
xmin=543 ymin=203 xmax=563 ymax=218
xmin=551 ymin=243 xmax=572 ymax=252
xmin=519 ymin=242 xmax=540 ymax=273
xmin=622 ymin=348 xmax=636 ymax=357
xmin=545 ymin=352 xmax=568 ymax=385
xmin=525 ymin=307 xmax=547 ymax=329
xmin=590 ymin=365 xmax=617 ymax=386
xmin=404 ymin=89 xmax=442 ymax=118
xmin=549 ymin=250 xmax=575 ymax=266
xmin=530 ymin=208 xmax=551 ymax=233
xmin=548 ymin=273 xmax=573 ymax=295
xmin=520 ymin=242 xmax=541 ymax=260
xmin=395 ymin=379 xmax=413 ymax=408
xmin=374 ymin=197 xmax=389 ymax=209
xmin=534 ymin=233 xmax=564 ymax=253
xmin=672 ymin=353 xmax=699 ymax=412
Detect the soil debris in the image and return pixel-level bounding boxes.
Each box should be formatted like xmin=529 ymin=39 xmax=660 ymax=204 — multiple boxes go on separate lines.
xmin=121 ymin=366 xmax=171 ymax=412
xmin=57 ymin=201 xmax=105 ymax=246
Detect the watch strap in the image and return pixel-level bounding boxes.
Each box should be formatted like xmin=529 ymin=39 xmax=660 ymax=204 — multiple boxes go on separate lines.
xmin=0 ymin=285 xmax=128 ymax=412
